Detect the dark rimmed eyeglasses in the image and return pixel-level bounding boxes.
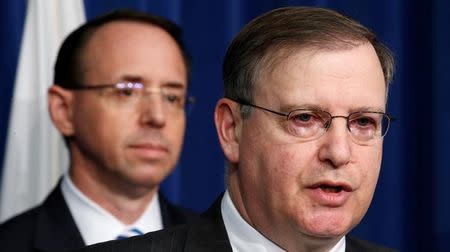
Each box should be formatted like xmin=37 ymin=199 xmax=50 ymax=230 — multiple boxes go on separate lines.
xmin=228 ymin=97 xmax=394 ymax=145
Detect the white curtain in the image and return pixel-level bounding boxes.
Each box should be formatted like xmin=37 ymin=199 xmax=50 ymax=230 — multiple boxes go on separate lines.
xmin=0 ymin=0 xmax=86 ymax=222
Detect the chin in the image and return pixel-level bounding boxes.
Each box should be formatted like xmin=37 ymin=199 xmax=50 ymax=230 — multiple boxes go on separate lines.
xmin=132 ymin=160 xmax=172 ymax=177
xmin=124 ymin=170 xmax=166 ymax=188
xmin=299 ymin=213 xmax=355 ymax=239
xmin=309 ymin=227 xmax=349 ymax=238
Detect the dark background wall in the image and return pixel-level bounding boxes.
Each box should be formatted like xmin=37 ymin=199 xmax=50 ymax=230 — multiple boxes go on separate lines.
xmin=1 ymin=1 xmax=449 ymax=251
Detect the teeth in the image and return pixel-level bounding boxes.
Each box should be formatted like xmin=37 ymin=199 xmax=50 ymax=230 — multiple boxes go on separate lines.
xmin=320 ymin=186 xmax=342 ymax=193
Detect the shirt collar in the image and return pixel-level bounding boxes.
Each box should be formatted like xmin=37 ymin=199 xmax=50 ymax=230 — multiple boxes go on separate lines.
xmin=61 ymin=173 xmax=163 ymax=245
xmin=221 ymin=190 xmax=346 ymax=252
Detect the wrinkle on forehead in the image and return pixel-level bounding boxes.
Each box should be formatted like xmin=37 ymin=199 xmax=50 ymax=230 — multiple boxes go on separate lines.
xmin=253 ymin=43 xmax=386 ymax=112
xmin=253 ymin=40 xmax=368 ymax=90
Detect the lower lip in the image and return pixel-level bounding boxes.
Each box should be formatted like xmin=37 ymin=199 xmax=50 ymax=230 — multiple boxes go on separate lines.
xmin=306 ymin=188 xmax=351 ymax=207
xmin=129 ymin=146 xmax=168 ymax=159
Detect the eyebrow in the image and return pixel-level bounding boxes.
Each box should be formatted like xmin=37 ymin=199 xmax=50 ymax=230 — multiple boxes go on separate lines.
xmin=279 ymin=103 xmax=323 ymax=112
xmin=163 ymin=81 xmax=186 ymax=90
xmin=118 ymin=75 xmax=143 ymax=83
xmin=118 ymin=75 xmax=186 ymax=90
xmin=350 ymin=106 xmax=385 ymax=113
xmin=279 ymin=103 xmax=385 ymax=113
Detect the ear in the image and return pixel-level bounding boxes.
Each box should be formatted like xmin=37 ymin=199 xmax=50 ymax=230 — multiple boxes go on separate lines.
xmin=48 ymin=85 xmax=75 ymax=136
xmin=214 ymin=98 xmax=242 ymax=164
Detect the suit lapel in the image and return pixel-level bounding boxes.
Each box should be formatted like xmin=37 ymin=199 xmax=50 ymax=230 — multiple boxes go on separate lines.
xmin=33 ymin=182 xmax=85 ymax=252
xmin=159 ymin=193 xmax=200 ymax=228
xmin=345 ymin=236 xmax=394 ymax=252
xmin=159 ymin=193 xmax=185 ymax=227
xmin=184 ymin=196 xmax=232 ymax=252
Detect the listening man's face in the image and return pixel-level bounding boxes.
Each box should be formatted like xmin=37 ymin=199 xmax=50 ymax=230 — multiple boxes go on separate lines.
xmin=69 ymin=21 xmax=188 ymax=190
xmin=228 ymin=43 xmax=386 ymax=249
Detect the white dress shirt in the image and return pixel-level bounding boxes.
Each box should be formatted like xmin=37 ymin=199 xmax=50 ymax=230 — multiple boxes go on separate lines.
xmin=61 ymin=174 xmax=163 ymax=245
xmin=221 ymin=190 xmax=346 ymax=252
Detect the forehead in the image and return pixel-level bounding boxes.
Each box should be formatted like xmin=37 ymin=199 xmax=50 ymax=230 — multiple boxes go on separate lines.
xmin=256 ymin=43 xmax=386 ymax=112
xmin=80 ymin=20 xmax=187 ymax=84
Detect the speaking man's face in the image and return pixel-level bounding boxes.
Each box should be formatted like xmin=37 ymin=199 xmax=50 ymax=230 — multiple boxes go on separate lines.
xmin=225 ymin=43 xmax=386 ymax=249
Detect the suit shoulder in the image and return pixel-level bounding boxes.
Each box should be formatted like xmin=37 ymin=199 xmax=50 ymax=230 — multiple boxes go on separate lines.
xmin=346 ymin=236 xmax=398 ymax=252
xmin=0 ymin=205 xmax=41 ymax=249
xmin=0 ymin=205 xmax=41 ymax=234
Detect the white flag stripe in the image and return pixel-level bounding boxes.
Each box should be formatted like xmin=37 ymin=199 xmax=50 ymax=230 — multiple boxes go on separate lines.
xmin=0 ymin=0 xmax=86 ymax=222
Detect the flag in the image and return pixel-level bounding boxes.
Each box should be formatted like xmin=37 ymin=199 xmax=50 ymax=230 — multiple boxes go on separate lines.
xmin=0 ymin=0 xmax=86 ymax=222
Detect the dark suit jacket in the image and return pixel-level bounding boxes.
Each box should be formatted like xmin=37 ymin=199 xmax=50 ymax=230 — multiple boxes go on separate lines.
xmin=0 ymin=181 xmax=199 ymax=252
xmin=76 ymin=196 xmax=397 ymax=252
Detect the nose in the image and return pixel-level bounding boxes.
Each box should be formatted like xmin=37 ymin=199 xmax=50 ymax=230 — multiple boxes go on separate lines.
xmin=318 ymin=118 xmax=351 ymax=168
xmin=139 ymin=93 xmax=166 ymax=127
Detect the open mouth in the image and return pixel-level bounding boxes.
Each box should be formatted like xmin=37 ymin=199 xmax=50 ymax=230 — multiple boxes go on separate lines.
xmin=319 ymin=184 xmax=343 ymax=193
xmin=311 ymin=181 xmax=352 ymax=193
xmin=307 ymin=181 xmax=353 ymax=206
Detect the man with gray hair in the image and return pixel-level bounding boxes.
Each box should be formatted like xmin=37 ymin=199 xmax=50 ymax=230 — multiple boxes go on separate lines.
xmin=78 ymin=6 xmax=396 ymax=252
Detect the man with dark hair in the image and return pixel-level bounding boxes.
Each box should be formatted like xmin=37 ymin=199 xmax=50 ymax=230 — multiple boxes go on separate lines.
xmin=78 ymin=6 xmax=396 ymax=252
xmin=0 ymin=9 xmax=197 ymax=251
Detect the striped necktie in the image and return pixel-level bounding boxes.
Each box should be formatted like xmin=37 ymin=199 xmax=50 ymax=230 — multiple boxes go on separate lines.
xmin=116 ymin=228 xmax=144 ymax=240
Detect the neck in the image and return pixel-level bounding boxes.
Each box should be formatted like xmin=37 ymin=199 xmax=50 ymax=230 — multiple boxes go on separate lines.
xmin=69 ymin=149 xmax=158 ymax=224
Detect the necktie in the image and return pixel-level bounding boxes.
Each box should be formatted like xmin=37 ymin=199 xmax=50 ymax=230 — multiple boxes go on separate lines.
xmin=116 ymin=227 xmax=144 ymax=240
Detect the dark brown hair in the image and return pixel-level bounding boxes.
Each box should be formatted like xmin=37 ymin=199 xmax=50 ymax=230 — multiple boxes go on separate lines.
xmin=54 ymin=9 xmax=190 ymax=88
xmin=223 ymin=7 xmax=394 ymax=104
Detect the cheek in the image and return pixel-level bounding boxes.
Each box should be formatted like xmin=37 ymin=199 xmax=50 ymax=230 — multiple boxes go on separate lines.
xmin=253 ymin=143 xmax=315 ymax=202
xmin=362 ymin=145 xmax=382 ymax=187
xmin=353 ymin=145 xmax=383 ymax=214
xmin=73 ymin=105 xmax=98 ymax=138
xmin=167 ymin=117 xmax=185 ymax=145
xmin=271 ymin=142 xmax=317 ymax=180
xmin=73 ymin=104 xmax=124 ymax=151
xmin=238 ymin=121 xmax=318 ymax=210
xmin=249 ymin=145 xmax=320 ymax=229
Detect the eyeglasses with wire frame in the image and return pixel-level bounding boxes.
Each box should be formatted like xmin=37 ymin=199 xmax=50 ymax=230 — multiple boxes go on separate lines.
xmin=229 ymin=97 xmax=394 ymax=145
xmin=65 ymin=82 xmax=196 ymax=113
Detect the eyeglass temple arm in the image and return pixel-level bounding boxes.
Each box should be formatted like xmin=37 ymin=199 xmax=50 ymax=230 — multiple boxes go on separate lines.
xmin=225 ymin=96 xmax=288 ymax=117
